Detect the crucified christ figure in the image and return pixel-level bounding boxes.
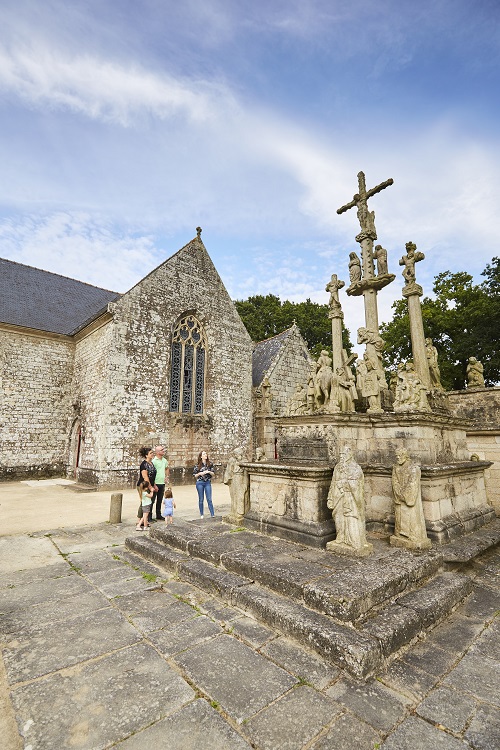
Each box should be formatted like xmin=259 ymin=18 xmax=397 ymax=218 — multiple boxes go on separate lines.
xmin=337 ymin=171 xmax=394 ymax=239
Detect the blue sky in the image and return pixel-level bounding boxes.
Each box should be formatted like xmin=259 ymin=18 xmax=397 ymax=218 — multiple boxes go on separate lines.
xmin=1 ymin=0 xmax=499 ymax=344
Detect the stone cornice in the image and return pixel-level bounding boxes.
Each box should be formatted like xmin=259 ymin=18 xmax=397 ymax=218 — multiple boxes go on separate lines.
xmin=0 ymin=322 xmax=74 ymax=343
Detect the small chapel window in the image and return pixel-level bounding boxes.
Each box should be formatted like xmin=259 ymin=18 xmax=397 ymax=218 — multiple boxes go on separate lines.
xmin=169 ymin=314 xmax=207 ymax=414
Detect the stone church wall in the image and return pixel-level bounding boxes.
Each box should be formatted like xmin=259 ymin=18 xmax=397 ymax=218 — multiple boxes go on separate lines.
xmin=89 ymin=238 xmax=253 ymax=486
xmin=0 ymin=328 xmax=74 ymax=480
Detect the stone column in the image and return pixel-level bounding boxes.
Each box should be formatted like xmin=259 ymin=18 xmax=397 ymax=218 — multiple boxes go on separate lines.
xmin=403 ymin=284 xmax=431 ymax=388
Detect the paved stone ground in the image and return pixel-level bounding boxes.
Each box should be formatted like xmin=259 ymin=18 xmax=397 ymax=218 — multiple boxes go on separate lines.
xmin=0 ymin=522 xmax=498 ymax=750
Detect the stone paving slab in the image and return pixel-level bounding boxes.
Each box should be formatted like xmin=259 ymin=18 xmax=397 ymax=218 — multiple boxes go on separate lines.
xmin=3 ymin=607 xmax=141 ymax=684
xmin=380 ymin=714 xmax=471 ymax=749
xmin=241 ymin=685 xmax=338 ymax=750
xmin=173 ymin=634 xmax=297 ymax=723
xmin=443 ymin=649 xmax=500 ymax=706
xmin=10 ymin=643 xmax=195 ymax=750
xmin=459 ymin=583 xmax=500 ymax=621
xmin=148 ymin=614 xmax=223 ymax=657
xmin=326 ymin=676 xmax=408 ymax=732
xmin=402 ymin=641 xmax=460 ymax=678
xmin=129 ymin=598 xmax=198 ymax=634
xmin=311 ymin=712 xmax=382 ymax=750
xmin=0 ymin=573 xmax=94 ymax=614
xmin=416 ymin=685 xmax=477 ymax=734
xmin=115 ymin=698 xmax=253 ymax=749
xmin=261 ymin=637 xmax=340 ymax=689
xmin=0 ymin=536 xmax=62 ymax=575
xmin=464 ymin=704 xmax=500 ymax=750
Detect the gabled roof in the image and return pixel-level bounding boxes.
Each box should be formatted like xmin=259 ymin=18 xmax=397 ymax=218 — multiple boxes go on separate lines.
xmin=0 ymin=258 xmax=121 ymax=335
xmin=252 ymin=326 xmax=298 ymax=387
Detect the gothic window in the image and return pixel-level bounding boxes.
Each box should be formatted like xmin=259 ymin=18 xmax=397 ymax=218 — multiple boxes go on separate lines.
xmin=169 ymin=314 xmax=207 ymax=414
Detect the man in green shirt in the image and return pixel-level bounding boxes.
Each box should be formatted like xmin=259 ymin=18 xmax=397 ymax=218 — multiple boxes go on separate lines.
xmin=152 ymin=445 xmax=170 ymax=521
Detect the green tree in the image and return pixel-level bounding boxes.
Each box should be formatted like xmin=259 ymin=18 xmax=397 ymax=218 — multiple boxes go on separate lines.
xmin=234 ymin=294 xmax=352 ymax=359
xmin=380 ymin=258 xmax=500 ymax=389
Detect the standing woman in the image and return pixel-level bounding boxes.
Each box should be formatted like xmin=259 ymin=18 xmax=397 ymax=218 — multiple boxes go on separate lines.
xmin=193 ymin=450 xmax=215 ymax=519
xmin=137 ymin=447 xmax=158 ymax=523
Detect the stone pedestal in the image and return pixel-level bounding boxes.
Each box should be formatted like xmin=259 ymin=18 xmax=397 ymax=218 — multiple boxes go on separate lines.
xmin=403 ymin=283 xmax=431 ymax=388
xmin=389 ymin=534 xmax=431 ymax=550
xmin=326 ymin=539 xmax=373 ymax=557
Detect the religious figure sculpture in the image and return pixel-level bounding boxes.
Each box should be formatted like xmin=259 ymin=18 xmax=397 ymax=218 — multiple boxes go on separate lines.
xmin=325 ymin=274 xmax=345 ymax=318
xmin=391 ymin=448 xmax=431 ymax=550
xmin=357 ymin=328 xmax=386 ymax=382
xmin=394 ymin=361 xmax=430 ymax=412
xmin=255 ymin=447 xmax=265 ymax=462
xmin=399 ymin=241 xmax=425 ymax=286
xmin=373 ymin=245 xmax=388 ymax=276
xmin=326 ymin=446 xmax=372 ymax=556
xmin=315 ymin=350 xmax=338 ymax=412
xmin=348 ymin=252 xmax=362 ymax=284
xmin=224 ymin=447 xmax=250 ymax=522
xmin=307 ymin=364 xmax=317 ymax=414
xmin=466 ymin=357 xmax=485 ymax=388
xmin=337 ymin=365 xmax=356 ymax=413
xmin=360 ymin=358 xmax=384 ymax=413
xmin=261 ymin=377 xmax=273 ymax=413
xmin=286 ymin=383 xmax=308 ymax=416
xmin=425 ymin=338 xmax=443 ymax=390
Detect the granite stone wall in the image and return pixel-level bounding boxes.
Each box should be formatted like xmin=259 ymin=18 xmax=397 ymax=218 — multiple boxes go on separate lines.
xmin=0 ymin=329 xmax=74 ymax=479
xmin=266 ymin=327 xmax=313 ymax=416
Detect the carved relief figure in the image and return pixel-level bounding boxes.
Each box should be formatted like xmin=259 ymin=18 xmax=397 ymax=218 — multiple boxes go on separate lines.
xmin=373 ymin=245 xmax=388 ymax=276
xmin=224 ymin=447 xmax=249 ymax=520
xmin=315 ymin=350 xmax=336 ymax=411
xmin=466 ymin=357 xmax=485 ymax=388
xmin=425 ymin=338 xmax=443 ymax=390
xmin=399 ymin=241 xmax=425 ymax=286
xmin=307 ymin=364 xmax=317 ymax=413
xmin=326 ymin=446 xmax=372 ymax=556
xmin=357 ymin=328 xmax=386 ymax=383
xmin=391 ymin=449 xmax=431 ymax=549
xmin=337 ymin=366 xmax=355 ymax=413
xmin=394 ymin=361 xmax=430 ymax=412
xmin=287 ymin=383 xmax=308 ymax=416
xmin=261 ymin=376 xmax=273 ymax=413
xmin=361 ymin=358 xmax=384 ymax=413
xmin=348 ymin=252 xmax=362 ymax=284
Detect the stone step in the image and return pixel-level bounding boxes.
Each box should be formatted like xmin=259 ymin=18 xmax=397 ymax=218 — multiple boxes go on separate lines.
xmin=148 ymin=521 xmax=443 ymax=622
xmin=125 ymin=531 xmax=473 ymax=679
xmin=441 ymin=518 xmax=500 ymax=564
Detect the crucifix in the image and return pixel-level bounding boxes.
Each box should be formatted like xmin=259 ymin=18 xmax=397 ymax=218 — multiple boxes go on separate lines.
xmin=337 ymin=171 xmax=395 ymax=385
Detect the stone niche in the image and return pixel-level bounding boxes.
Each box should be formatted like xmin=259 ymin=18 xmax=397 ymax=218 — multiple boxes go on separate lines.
xmin=248 ymin=412 xmax=494 ymax=546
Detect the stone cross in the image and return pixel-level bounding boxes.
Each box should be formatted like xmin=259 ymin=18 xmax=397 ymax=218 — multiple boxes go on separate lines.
xmin=325 ymin=273 xmax=345 ymax=374
xmin=399 ymin=241 xmax=425 ymax=287
xmin=400 ymin=241 xmax=430 ymax=388
xmin=337 ymin=171 xmax=394 ymax=243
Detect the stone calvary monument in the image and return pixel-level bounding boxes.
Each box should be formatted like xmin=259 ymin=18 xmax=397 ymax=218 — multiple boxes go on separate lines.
xmin=244 ymin=171 xmax=495 ymax=549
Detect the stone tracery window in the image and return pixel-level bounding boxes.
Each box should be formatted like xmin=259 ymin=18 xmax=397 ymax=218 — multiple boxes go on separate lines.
xmin=169 ymin=314 xmax=207 ymax=414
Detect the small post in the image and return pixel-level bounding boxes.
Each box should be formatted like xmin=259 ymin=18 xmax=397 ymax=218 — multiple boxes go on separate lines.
xmin=109 ymin=493 xmax=123 ymax=523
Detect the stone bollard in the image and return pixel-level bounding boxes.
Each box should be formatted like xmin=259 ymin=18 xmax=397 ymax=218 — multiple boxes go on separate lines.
xmin=109 ymin=493 xmax=123 ymax=524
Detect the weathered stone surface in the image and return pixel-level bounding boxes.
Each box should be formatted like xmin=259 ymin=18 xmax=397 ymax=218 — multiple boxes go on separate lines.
xmin=222 ymin=547 xmax=331 ymax=600
xmin=381 ymin=715 xmax=470 ymax=749
xmin=178 ymin=557 xmax=252 ymax=601
xmin=229 ymin=615 xmax=275 ymax=648
xmin=262 ymin=637 xmax=340 ymax=689
xmin=148 ymin=615 xmax=222 ymax=657
xmin=326 ymin=677 xmax=407 ymax=732
xmin=116 ymin=699 xmax=253 ymax=749
xmin=186 ymin=530 xmax=268 ymax=564
xmin=112 ymin=588 xmax=180 ymax=616
xmin=231 ymin=584 xmax=382 ymax=679
xmin=444 ymin=650 xmax=500 ymax=705
xmin=464 ymin=704 xmax=500 ymax=750
xmin=403 ymin=642 xmax=459 ymax=678
xmin=470 ymin=617 xmax=500 ymax=661
xmin=396 ymin=572 xmax=473 ymax=628
xmin=129 ymin=598 xmax=197 ymax=634
xmin=360 ymin=604 xmax=423 ymax=657
xmin=3 ymin=607 xmax=141 ymax=684
xmin=198 ymin=598 xmax=242 ymax=625
xmin=311 ymin=712 xmax=381 ymax=750
xmin=460 ymin=583 xmax=500 ymax=621
xmin=378 ymin=660 xmax=438 ymax=702
xmin=0 ymin=574 xmax=92 ymax=613
xmin=426 ymin=613 xmax=485 ymax=655
xmin=125 ymin=534 xmax=188 ymax=571
xmin=10 ymin=643 xmax=194 ymax=750
xmin=242 ymin=686 xmax=338 ymax=750
xmin=173 ymin=635 xmax=297 ymax=723
xmin=416 ymin=685 xmax=477 ymax=734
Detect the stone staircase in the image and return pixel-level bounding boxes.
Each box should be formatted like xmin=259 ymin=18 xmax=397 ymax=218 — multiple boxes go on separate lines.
xmin=125 ymin=519 xmax=500 ymax=679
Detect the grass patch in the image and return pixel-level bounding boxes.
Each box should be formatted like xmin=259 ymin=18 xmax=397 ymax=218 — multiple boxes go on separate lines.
xmin=141 ymin=572 xmax=158 ymax=583
xmin=229 ymin=527 xmax=246 ymax=533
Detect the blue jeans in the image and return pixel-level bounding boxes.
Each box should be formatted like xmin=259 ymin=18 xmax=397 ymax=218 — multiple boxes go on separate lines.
xmin=196 ymin=480 xmax=214 ymax=517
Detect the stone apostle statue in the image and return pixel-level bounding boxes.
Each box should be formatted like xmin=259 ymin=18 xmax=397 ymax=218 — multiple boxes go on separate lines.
xmin=326 ymin=447 xmax=372 ymax=557
xmin=391 ymin=448 xmax=431 ymax=550
xmin=466 ymin=357 xmax=485 ymax=388
xmin=425 ymin=338 xmax=443 ymax=390
xmin=223 ymin=447 xmax=249 ymax=523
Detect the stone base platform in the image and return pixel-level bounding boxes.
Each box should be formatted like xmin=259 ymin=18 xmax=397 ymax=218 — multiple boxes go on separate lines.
xmin=125 ymin=519 xmax=500 ymax=679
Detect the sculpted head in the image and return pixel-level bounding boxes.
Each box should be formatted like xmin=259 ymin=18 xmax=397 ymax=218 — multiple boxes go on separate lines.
xmin=395 ymin=448 xmax=410 ymax=464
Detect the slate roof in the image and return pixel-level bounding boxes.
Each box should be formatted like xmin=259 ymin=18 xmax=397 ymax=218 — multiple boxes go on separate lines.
xmin=252 ymin=327 xmax=295 ymax=387
xmin=0 ymin=258 xmax=121 ymax=335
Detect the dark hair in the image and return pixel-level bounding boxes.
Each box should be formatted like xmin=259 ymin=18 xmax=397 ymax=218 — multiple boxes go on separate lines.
xmin=140 ymin=479 xmax=150 ymax=490
xmin=196 ymin=451 xmax=210 ymax=470
xmin=164 ymin=487 xmax=173 ymax=498
xmin=139 ymin=446 xmax=152 ymax=459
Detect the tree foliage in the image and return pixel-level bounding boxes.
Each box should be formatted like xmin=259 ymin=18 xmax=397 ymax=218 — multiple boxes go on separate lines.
xmin=234 ymin=294 xmax=353 ymax=359
xmin=380 ymin=257 xmax=500 ymax=389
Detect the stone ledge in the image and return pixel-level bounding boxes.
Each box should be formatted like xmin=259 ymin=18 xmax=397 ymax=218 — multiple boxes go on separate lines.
xmin=396 ymin=573 xmax=473 ymax=628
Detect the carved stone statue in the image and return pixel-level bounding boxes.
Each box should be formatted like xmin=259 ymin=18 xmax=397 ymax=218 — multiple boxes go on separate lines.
xmin=325 ymin=274 xmax=345 ymax=318
xmin=315 ymin=351 xmax=338 ymax=412
xmin=307 ymin=364 xmax=316 ymax=414
xmin=357 ymin=328 xmax=386 ymax=383
xmin=286 ymin=383 xmax=308 ymax=416
xmin=255 ymin=447 xmax=265 ymax=462
xmin=373 ymin=245 xmax=388 ymax=276
xmin=391 ymin=448 xmax=431 ymax=550
xmin=261 ymin=377 xmax=273 ymax=413
xmin=360 ymin=358 xmax=384 ymax=413
xmin=336 ymin=366 xmax=355 ymax=413
xmin=348 ymin=252 xmax=362 ymax=284
xmin=399 ymin=241 xmax=425 ymax=286
xmin=394 ymin=361 xmax=430 ymax=412
xmin=425 ymin=338 xmax=443 ymax=390
xmin=466 ymin=357 xmax=485 ymax=388
xmin=326 ymin=446 xmax=372 ymax=557
xmin=224 ymin=447 xmax=249 ymax=522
